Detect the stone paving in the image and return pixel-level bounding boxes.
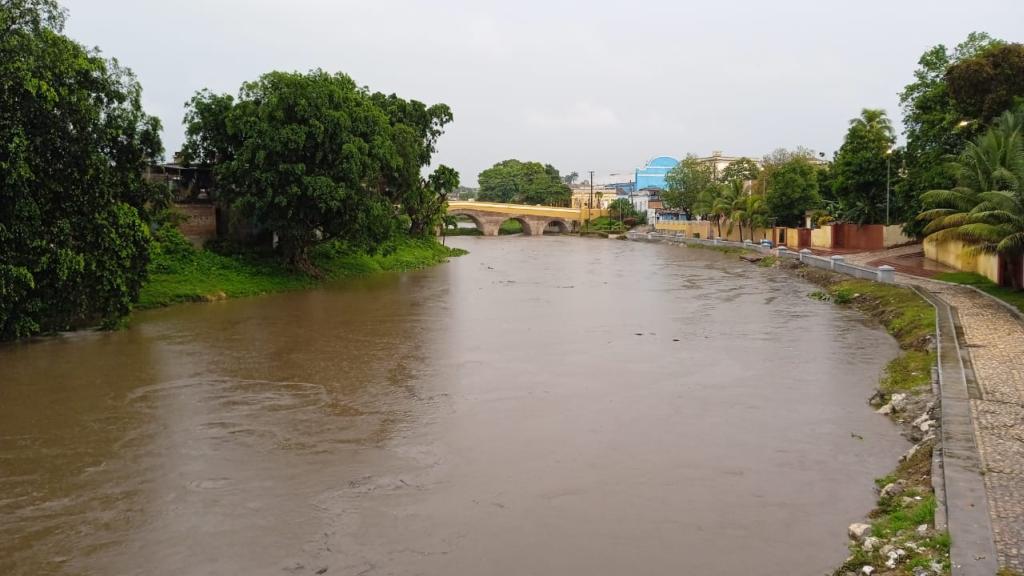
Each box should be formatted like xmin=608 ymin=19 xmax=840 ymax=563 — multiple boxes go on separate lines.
xmin=846 ymin=247 xmax=1024 ymax=571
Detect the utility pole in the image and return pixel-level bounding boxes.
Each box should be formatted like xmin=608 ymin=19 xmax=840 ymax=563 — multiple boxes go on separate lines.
xmin=588 ymin=170 xmax=594 ymax=228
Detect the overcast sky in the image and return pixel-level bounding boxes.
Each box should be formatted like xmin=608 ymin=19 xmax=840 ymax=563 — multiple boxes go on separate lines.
xmin=64 ymin=0 xmax=1023 ymax=185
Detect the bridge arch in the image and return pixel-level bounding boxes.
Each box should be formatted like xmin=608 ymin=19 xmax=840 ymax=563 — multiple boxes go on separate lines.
xmin=544 ymin=219 xmax=570 ymax=234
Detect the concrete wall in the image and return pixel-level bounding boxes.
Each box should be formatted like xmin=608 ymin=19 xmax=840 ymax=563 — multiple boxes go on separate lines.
xmin=924 ymin=237 xmax=1001 ymax=284
xmin=810 ymin=226 xmax=833 ymax=249
xmin=173 ymin=203 xmax=217 ymax=246
xmin=882 ymin=224 xmax=914 ymax=248
xmin=654 ymin=219 xmax=768 ymax=241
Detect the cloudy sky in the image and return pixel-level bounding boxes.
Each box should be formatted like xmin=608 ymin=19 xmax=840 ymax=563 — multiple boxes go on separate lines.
xmin=64 ymin=0 xmax=1023 ymax=185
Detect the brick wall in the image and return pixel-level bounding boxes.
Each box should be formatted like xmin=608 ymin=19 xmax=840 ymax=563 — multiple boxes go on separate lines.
xmin=173 ymin=203 xmax=217 ymax=246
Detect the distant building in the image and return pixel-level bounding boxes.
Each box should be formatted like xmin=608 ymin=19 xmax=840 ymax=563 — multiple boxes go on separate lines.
xmin=634 ymin=156 xmax=678 ymax=191
xmin=570 ymin=184 xmax=616 ymax=209
xmin=695 ymin=151 xmax=755 ymax=180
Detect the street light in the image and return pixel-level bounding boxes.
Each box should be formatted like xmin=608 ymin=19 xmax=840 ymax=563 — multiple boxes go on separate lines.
xmin=885 ymin=146 xmax=894 ymax=226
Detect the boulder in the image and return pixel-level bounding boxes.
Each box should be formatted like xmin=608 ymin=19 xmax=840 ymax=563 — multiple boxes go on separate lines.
xmin=848 ymin=523 xmax=873 ymax=541
xmin=862 ymin=536 xmax=881 ymax=551
xmin=880 ymin=480 xmax=907 ymax=499
xmin=919 ymin=419 xmax=937 ymax=433
xmin=861 ymin=566 xmax=875 ymax=575
xmin=876 ymin=403 xmax=894 ymax=415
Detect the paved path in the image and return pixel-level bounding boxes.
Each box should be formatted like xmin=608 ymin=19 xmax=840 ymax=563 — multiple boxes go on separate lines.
xmin=847 ymin=247 xmax=1024 ymax=571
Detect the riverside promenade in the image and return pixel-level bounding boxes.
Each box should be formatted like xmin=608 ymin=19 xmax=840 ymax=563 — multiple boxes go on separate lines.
xmin=847 ymin=246 xmax=1024 ymax=572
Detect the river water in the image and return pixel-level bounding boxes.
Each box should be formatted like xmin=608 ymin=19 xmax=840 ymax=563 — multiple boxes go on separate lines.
xmin=0 ymin=236 xmax=906 ymax=575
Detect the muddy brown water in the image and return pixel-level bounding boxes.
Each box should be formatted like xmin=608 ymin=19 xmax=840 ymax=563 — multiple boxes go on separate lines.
xmin=0 ymin=236 xmax=907 ymax=575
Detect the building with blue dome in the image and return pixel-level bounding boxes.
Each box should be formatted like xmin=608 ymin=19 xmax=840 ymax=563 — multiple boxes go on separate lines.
xmin=634 ymin=156 xmax=678 ymax=191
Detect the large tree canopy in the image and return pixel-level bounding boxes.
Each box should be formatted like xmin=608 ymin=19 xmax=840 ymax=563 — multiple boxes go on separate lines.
xmin=1 ymin=0 xmax=164 ymax=340
xmin=477 ymin=160 xmax=571 ymax=206
xmin=663 ymin=154 xmax=715 ymax=217
xmin=765 ymin=156 xmax=820 ymax=227
xmin=947 ymin=42 xmax=1024 ymax=124
xmin=183 ymin=70 xmax=458 ymax=269
xmin=719 ymin=157 xmax=760 ymax=183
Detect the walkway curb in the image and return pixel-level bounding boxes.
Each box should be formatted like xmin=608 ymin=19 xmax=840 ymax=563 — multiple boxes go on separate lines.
xmin=910 ymin=286 xmax=999 ymax=576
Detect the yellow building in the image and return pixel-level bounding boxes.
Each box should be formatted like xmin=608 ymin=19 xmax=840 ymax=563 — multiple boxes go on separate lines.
xmin=570 ymin=185 xmax=616 ymax=209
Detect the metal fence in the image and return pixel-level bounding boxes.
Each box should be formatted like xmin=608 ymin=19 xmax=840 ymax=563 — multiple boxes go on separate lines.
xmin=632 ymin=232 xmax=895 ymax=284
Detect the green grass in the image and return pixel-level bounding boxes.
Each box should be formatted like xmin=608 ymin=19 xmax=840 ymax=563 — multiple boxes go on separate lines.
xmin=828 ymin=280 xmax=936 ymax=350
xmin=880 ymin=350 xmax=934 ymax=394
xmin=499 ymin=219 xmax=524 ymax=235
xmin=757 ymin=255 xmax=778 ymax=268
xmin=137 ymin=229 xmax=465 ymax=310
xmin=581 ymin=216 xmax=627 ymax=235
xmin=934 ymin=271 xmax=1024 ymax=313
xmin=443 ymin=227 xmax=483 ymax=236
xmin=873 ymin=494 xmax=936 ymax=538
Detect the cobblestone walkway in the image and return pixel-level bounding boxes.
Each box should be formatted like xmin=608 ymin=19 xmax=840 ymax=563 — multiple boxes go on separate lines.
xmin=846 ymin=248 xmax=1024 ymax=570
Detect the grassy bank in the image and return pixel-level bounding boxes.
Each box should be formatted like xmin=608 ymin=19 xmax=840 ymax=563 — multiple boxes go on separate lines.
xmin=137 ymin=229 xmax=466 ymax=310
xmin=791 ymin=268 xmax=949 ymax=575
xmin=934 ymin=271 xmax=1024 ymax=314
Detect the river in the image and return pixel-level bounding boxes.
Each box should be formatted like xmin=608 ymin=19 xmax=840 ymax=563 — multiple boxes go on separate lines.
xmin=0 ymin=236 xmax=906 ymax=575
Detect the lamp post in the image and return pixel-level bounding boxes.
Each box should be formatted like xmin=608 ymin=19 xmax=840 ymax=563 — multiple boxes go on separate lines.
xmin=885 ymin=147 xmax=893 ymax=226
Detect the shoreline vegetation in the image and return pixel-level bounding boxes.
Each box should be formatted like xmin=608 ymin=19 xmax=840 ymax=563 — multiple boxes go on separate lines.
xmin=136 ymin=228 xmax=466 ymax=310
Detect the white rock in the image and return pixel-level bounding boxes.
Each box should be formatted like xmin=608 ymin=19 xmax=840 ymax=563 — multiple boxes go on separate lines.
xmin=919 ymin=419 xmax=937 ymax=432
xmin=880 ymin=480 xmax=906 ymax=499
xmin=861 ymin=566 xmax=875 ymax=575
xmin=863 ymin=536 xmax=881 ymax=551
xmin=876 ymin=403 xmax=894 ymax=415
xmin=890 ymin=393 xmax=909 ymax=411
xmin=849 ymin=523 xmax=873 ymax=541
xmin=901 ymin=443 xmax=920 ymax=462
xmin=917 ymin=524 xmax=929 ymax=536
xmin=885 ymin=548 xmax=907 ymax=569
xmin=912 ymin=412 xmax=931 ymax=428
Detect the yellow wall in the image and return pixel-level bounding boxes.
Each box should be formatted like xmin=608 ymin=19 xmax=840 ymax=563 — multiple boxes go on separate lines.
xmin=785 ymin=228 xmax=801 ymax=250
xmin=448 ymin=201 xmax=607 ymax=221
xmin=883 ymin=225 xmax=914 ymax=248
xmin=810 ymin=226 xmax=832 ymax=249
xmin=924 ymin=237 xmax=1000 ymax=284
xmin=655 ymin=220 xmax=713 ymax=238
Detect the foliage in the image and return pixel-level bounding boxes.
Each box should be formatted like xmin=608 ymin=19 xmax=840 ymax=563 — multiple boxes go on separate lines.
xmin=765 ymin=157 xmax=820 ymax=227
xmin=727 ymin=184 xmax=769 ymax=241
xmin=477 ymin=159 xmax=571 ymax=206
xmin=139 ymin=228 xmax=463 ymax=309
xmin=919 ymin=108 xmax=1024 ymax=289
xmin=832 ymin=109 xmax=898 ymax=224
xmin=898 ymin=32 xmax=1001 ymax=236
xmin=1 ymin=0 xmax=165 ymax=340
xmin=663 ymin=154 xmax=716 ymax=217
xmin=581 ymin=216 xmax=627 ymax=235
xmin=947 ymin=42 xmax=1024 ymax=123
xmin=498 ymin=219 xmax=524 ymax=235
xmin=562 ymin=171 xmax=579 ymax=185
xmin=719 ymin=157 xmax=760 ymax=183
xmin=608 ymin=197 xmax=641 ymax=222
xmin=183 ymin=71 xmax=458 ymax=271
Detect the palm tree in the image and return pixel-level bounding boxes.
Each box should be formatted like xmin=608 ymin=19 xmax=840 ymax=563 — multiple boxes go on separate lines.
xmin=728 ymin=188 xmax=768 ymax=242
xmin=920 ymin=109 xmax=1024 ymax=289
xmin=694 ymin=183 xmax=734 ymax=238
xmin=849 ymin=108 xmax=895 ymax=138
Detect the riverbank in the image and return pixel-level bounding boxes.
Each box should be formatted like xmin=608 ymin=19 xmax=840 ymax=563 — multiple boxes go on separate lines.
xmin=791 ymin=265 xmax=950 ymax=575
xmin=137 ymin=229 xmax=467 ymax=310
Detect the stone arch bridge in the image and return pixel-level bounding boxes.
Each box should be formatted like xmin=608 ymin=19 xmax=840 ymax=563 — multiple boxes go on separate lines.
xmin=446 ymin=201 xmax=607 ymax=236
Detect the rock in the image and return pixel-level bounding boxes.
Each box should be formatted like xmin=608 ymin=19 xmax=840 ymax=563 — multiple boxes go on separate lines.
xmin=901 ymin=496 xmax=917 ymax=507
xmin=863 ymin=536 xmax=881 ymax=551
xmin=849 ymin=523 xmax=873 ymax=541
xmin=861 ymin=566 xmax=875 ymax=575
xmin=885 ymin=548 xmax=907 ymax=569
xmin=912 ymin=568 xmax=931 ymax=576
xmin=919 ymin=419 xmax=937 ymax=433
xmin=912 ymin=412 xmax=931 ymax=428
xmin=876 ymin=403 xmax=894 ymax=415
xmin=901 ymin=443 xmax=920 ymax=462
xmin=880 ymin=544 xmax=894 ymax=557
xmin=917 ymin=524 xmax=929 ymax=536
xmin=868 ymin=390 xmax=886 ymax=407
xmin=890 ymin=393 xmax=909 ymax=412
xmin=880 ymin=480 xmax=907 ymax=499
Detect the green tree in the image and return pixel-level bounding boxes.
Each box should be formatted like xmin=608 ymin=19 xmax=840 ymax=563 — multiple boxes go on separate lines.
xmin=719 ymin=157 xmax=760 ymax=183
xmin=947 ymin=42 xmax=1024 ymax=123
xmin=729 ymin=189 xmax=769 ymax=242
xmin=1 ymin=0 xmax=164 ymax=340
xmin=562 ymin=171 xmax=579 ymax=185
xmin=185 ymin=71 xmax=404 ymax=272
xmin=369 ymin=92 xmax=457 ymax=236
xmin=898 ymin=32 xmax=1001 ymax=235
xmin=832 ymin=109 xmax=898 ymax=224
xmin=663 ymin=154 xmax=715 ymax=217
xmin=919 ymin=109 xmax=1024 ymax=289
xmin=477 ymin=160 xmax=571 ymax=206
xmin=765 ymin=157 xmax=820 ymax=227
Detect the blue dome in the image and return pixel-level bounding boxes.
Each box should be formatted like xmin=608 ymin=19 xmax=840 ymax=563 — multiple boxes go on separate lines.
xmin=647 ymin=156 xmax=679 ymax=168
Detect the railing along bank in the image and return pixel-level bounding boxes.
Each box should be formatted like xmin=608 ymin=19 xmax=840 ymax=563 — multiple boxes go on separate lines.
xmin=629 ymin=231 xmax=896 ymax=284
